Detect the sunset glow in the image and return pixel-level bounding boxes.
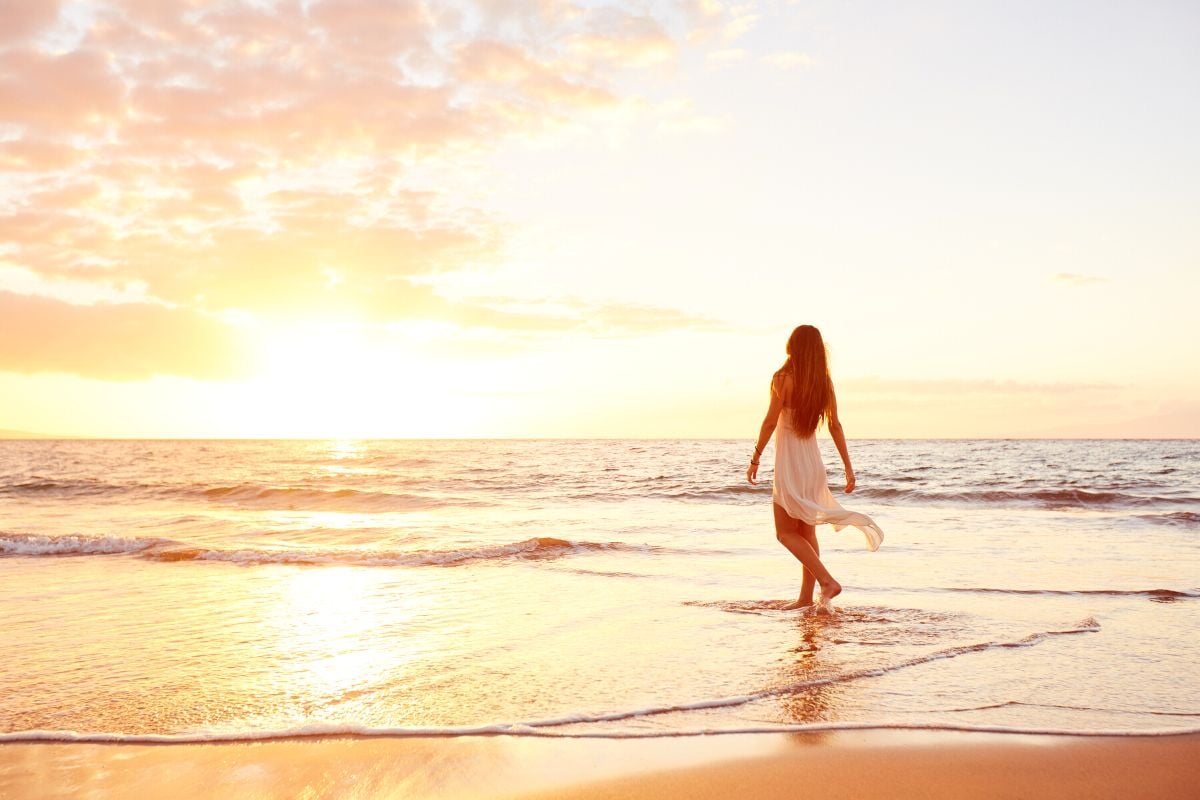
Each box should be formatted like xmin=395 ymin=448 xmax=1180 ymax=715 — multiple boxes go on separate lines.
xmin=2 ymin=1 xmax=1197 ymax=438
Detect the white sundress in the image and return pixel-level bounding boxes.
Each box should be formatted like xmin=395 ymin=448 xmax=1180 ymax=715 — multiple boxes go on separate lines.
xmin=772 ymin=410 xmax=884 ymax=552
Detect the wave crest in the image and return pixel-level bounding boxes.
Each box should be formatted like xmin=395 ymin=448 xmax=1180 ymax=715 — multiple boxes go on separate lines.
xmin=156 ymin=536 xmax=655 ymax=567
xmin=653 ymin=483 xmax=1199 ymax=510
xmin=927 ymin=587 xmax=1199 ymax=602
xmin=1136 ymin=511 xmax=1200 ymax=527
xmin=200 ymin=484 xmax=454 ymax=512
xmin=853 ymin=486 xmax=1200 ymax=509
xmin=0 ymin=532 xmax=170 ymax=556
xmin=1 ymin=533 xmax=657 ymax=568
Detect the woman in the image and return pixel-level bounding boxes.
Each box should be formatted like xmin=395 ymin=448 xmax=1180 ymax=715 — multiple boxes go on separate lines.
xmin=746 ymin=325 xmax=883 ymax=609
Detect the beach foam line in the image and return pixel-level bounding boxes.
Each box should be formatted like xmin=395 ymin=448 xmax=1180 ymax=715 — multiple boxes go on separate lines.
xmin=919 ymin=587 xmax=1200 ymax=601
xmin=153 ymin=537 xmax=662 ymax=567
xmin=0 ymin=533 xmax=171 ymax=556
xmin=0 ymin=476 xmax=487 ymax=511
xmin=653 ymin=483 xmax=1200 ymax=510
xmin=0 ymin=532 xmax=668 ymax=568
xmin=3 ymin=721 xmax=1199 ymax=745
xmin=488 ymin=617 xmax=1106 ymax=730
xmin=1136 ymin=511 xmax=1200 ymax=527
xmin=0 ymin=619 xmax=1123 ymax=746
xmin=848 ymin=486 xmax=1200 ymax=509
xmin=936 ymin=701 xmax=1200 ymax=718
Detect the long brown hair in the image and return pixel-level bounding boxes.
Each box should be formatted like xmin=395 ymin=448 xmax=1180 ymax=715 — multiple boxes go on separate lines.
xmin=773 ymin=325 xmax=833 ymax=436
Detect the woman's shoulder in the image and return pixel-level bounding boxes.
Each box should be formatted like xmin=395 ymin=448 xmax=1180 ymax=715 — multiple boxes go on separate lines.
xmin=771 ymin=368 xmax=794 ymax=398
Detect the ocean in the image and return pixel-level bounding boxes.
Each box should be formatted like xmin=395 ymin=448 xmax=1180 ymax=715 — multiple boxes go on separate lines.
xmin=1 ymin=438 xmax=1198 ymax=743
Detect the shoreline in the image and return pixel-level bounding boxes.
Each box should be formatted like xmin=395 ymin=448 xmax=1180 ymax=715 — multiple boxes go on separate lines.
xmin=3 ymin=730 xmax=1198 ymax=800
xmin=3 ymin=721 xmax=1200 ymax=745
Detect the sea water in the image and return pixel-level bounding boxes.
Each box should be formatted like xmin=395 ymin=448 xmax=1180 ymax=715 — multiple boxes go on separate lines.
xmin=1 ymin=438 xmax=1197 ymax=742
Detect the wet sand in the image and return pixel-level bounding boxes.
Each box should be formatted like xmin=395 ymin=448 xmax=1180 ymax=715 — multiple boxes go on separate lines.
xmin=2 ymin=731 xmax=1197 ymax=799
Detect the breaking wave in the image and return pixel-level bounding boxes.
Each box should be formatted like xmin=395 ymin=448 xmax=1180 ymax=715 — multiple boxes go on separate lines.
xmin=923 ymin=587 xmax=1199 ymax=601
xmin=198 ymin=485 xmax=468 ymax=512
xmin=0 ymin=532 xmax=664 ymax=568
xmin=850 ymin=486 xmax=1200 ymax=509
xmin=0 ymin=533 xmax=170 ymax=556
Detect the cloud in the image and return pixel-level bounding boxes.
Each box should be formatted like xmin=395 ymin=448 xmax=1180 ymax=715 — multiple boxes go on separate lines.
xmin=0 ymin=0 xmax=723 ymax=363
xmin=0 ymin=47 xmax=124 ymax=133
xmin=841 ymin=377 xmax=1118 ymax=396
xmin=761 ymin=51 xmax=813 ymax=69
xmin=720 ymin=11 xmax=759 ymax=42
xmin=0 ymin=276 xmax=726 ymax=381
xmin=681 ymin=1 xmax=763 ymax=45
xmin=0 ymin=0 xmax=63 ymax=46
xmin=651 ymin=97 xmax=728 ymax=135
xmin=587 ymin=301 xmax=728 ymax=333
xmin=455 ymin=40 xmax=617 ymax=108
xmin=563 ymin=9 xmax=677 ymax=68
xmin=1024 ymin=400 xmax=1200 ymax=438
xmin=837 ymin=376 xmax=1148 ymax=438
xmin=706 ymin=48 xmax=747 ymax=67
xmin=0 ymin=291 xmax=251 ymax=380
xmin=1052 ymin=272 xmax=1107 ymax=287
xmin=453 ymin=295 xmax=728 ymax=335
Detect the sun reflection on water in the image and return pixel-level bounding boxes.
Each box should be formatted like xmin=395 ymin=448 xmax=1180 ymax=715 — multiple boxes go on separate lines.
xmin=263 ymin=567 xmax=433 ymax=710
xmin=328 ymin=440 xmax=363 ymax=461
xmin=774 ymin=612 xmax=843 ymax=724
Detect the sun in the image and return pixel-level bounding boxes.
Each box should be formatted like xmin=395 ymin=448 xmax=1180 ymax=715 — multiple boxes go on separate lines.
xmin=233 ymin=319 xmax=482 ymax=439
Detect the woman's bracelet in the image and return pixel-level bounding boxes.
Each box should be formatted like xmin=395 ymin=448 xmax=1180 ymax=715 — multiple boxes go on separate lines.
xmin=750 ymin=457 xmax=760 ymax=466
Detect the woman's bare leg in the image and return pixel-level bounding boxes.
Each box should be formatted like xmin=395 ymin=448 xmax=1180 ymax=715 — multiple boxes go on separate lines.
xmin=798 ymin=522 xmax=819 ymax=606
xmin=774 ymin=503 xmax=841 ymax=608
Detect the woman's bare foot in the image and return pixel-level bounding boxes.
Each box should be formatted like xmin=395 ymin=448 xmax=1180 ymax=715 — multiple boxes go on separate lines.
xmin=780 ymin=598 xmax=813 ymax=610
xmin=818 ymin=579 xmax=842 ymax=604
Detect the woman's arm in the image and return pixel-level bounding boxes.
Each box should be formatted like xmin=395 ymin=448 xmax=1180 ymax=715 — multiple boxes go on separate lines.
xmin=746 ymin=376 xmax=785 ymax=484
xmin=827 ymin=385 xmax=856 ymax=493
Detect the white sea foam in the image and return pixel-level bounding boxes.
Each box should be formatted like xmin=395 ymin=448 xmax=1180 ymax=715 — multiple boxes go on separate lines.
xmin=0 ymin=532 xmax=169 ymax=556
xmin=0 ymin=534 xmax=662 ymax=567
xmin=153 ymin=537 xmax=657 ymax=567
xmin=2 ymin=721 xmax=1197 ymax=745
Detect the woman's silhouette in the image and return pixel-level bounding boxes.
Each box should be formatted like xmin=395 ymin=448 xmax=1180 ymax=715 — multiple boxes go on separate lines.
xmin=747 ymin=325 xmax=883 ymax=608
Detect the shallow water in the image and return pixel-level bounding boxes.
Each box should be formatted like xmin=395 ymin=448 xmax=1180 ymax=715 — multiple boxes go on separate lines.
xmin=1 ymin=438 xmax=1198 ymax=741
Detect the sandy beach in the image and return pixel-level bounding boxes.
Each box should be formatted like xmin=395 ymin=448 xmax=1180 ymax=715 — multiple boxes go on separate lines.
xmin=2 ymin=731 xmax=1198 ymax=799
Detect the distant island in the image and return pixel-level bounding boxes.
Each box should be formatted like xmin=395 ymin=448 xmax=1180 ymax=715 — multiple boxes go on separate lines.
xmin=0 ymin=429 xmax=57 ymax=439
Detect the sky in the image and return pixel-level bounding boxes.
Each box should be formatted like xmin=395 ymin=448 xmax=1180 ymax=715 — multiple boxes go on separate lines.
xmin=1 ymin=0 xmax=1197 ymax=438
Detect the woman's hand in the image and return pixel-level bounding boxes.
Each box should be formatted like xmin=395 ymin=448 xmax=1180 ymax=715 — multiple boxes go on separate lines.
xmin=844 ymin=469 xmax=856 ymax=494
xmin=746 ymin=461 xmax=759 ymax=484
